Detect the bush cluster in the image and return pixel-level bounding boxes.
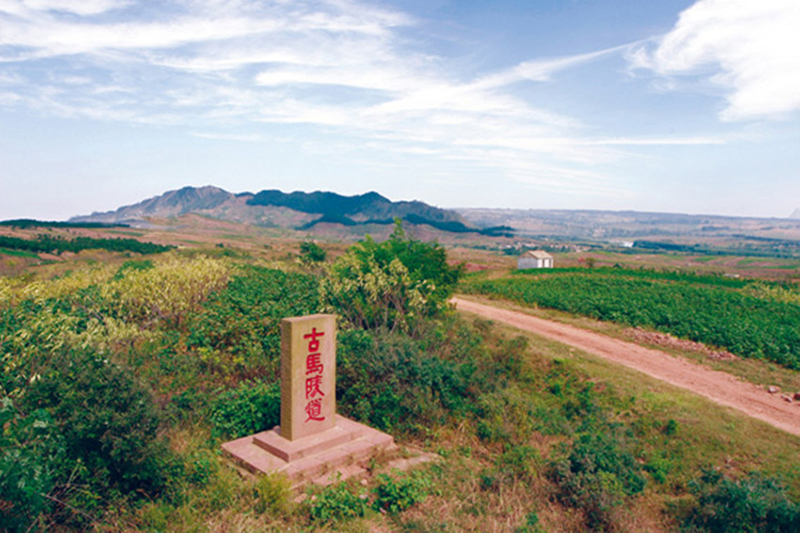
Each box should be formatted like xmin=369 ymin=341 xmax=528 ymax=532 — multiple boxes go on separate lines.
xmin=336 ymin=321 xmax=486 ymax=432
xmin=2 ymin=348 xmax=175 ymax=531
xmin=208 ymin=380 xmax=281 ymax=439
xmin=0 ymin=234 xmax=172 ymax=255
xmin=684 ymin=470 xmax=800 ymax=532
xmin=188 ymin=265 xmax=319 ymax=377
xmin=320 ymin=222 xmax=462 ymax=332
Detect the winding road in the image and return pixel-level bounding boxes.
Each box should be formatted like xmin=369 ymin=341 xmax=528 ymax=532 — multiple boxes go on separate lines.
xmin=452 ymin=296 xmax=800 ymax=437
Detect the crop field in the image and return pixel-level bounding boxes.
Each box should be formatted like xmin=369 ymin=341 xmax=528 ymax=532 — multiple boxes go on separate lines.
xmin=3 ymin=227 xmax=800 ymax=532
xmin=463 ymin=267 xmax=800 ymax=370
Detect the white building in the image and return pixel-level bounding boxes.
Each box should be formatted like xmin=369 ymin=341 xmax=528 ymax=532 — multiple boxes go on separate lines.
xmin=517 ymin=250 xmax=554 ymax=269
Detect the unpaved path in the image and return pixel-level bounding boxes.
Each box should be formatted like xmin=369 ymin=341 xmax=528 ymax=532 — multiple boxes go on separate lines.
xmin=452 ymin=296 xmax=800 ymax=437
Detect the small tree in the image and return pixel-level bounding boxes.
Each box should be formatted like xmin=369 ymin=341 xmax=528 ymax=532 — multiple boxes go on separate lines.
xmin=320 ymin=221 xmax=462 ymax=332
xmin=300 ymin=241 xmax=327 ymax=264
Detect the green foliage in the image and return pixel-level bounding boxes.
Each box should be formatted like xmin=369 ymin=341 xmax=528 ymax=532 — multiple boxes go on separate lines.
xmin=1 ymin=346 xmax=176 ymax=530
xmin=0 ymin=399 xmax=64 ymax=532
xmin=254 ymin=472 xmax=293 ymax=516
xmin=684 ymin=470 xmax=800 ymax=532
xmin=515 ymin=511 xmax=544 ymax=533
xmin=112 ymin=259 xmax=155 ymax=280
xmin=189 ymin=266 xmax=319 ymax=376
xmin=0 ymin=219 xmax=126 ymax=229
xmin=336 ymin=324 xmax=479 ymax=432
xmin=320 ymin=222 xmax=462 ymax=332
xmin=299 ymin=241 xmax=327 ymax=264
xmin=308 ymin=480 xmax=367 ymax=523
xmin=480 ymin=445 xmax=541 ymax=491
xmin=465 ymin=268 xmax=800 ymax=369
xmin=20 ymin=348 xmax=174 ymax=498
xmin=208 ymin=380 xmax=281 ymax=439
xmin=104 ymin=255 xmax=231 ymax=329
xmin=551 ymin=428 xmax=646 ymax=530
xmin=498 ymin=445 xmax=541 ymax=481
xmin=185 ymin=449 xmax=219 ymax=486
xmin=372 ymin=471 xmax=431 ymax=514
xmin=0 ymin=234 xmax=172 ymax=255
xmin=5 ymin=248 xmax=800 ymax=531
xmin=512 ymin=266 xmax=751 ymax=288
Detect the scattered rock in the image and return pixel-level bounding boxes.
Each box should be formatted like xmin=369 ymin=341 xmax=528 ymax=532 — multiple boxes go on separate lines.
xmin=768 ymin=386 xmax=781 ymax=394
xmin=626 ymin=327 xmax=737 ymax=361
xmin=794 ymin=392 xmax=800 ymax=401
xmin=781 ymin=395 xmax=793 ymax=403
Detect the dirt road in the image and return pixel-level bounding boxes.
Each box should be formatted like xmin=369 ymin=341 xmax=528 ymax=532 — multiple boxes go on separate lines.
xmin=452 ymin=296 xmax=800 ymax=437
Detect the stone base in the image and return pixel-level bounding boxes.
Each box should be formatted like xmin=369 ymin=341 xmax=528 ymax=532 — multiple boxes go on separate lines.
xmin=222 ymin=415 xmax=395 ymax=488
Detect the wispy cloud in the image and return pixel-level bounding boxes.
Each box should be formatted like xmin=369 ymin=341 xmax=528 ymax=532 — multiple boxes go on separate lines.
xmin=629 ymin=0 xmax=800 ymax=121
xmin=0 ymin=0 xmax=718 ymax=198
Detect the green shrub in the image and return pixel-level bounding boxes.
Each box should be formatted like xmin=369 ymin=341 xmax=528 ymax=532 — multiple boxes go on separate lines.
xmin=208 ymin=380 xmax=281 ymax=439
xmin=300 ymin=241 xmax=327 ymax=264
xmin=684 ymin=470 xmax=800 ymax=532
xmin=3 ymin=347 xmax=177 ymax=529
xmin=498 ymin=445 xmax=541 ymax=481
xmin=372 ymin=471 xmax=431 ymax=514
xmin=254 ymin=472 xmax=293 ymax=516
xmin=552 ymin=429 xmax=646 ymax=530
xmin=21 ymin=348 xmax=173 ymax=497
xmin=480 ymin=445 xmax=540 ymax=492
xmin=0 ymin=400 xmax=63 ymax=532
xmin=320 ymin=222 xmax=462 ymax=332
xmin=185 ymin=449 xmax=219 ymax=486
xmin=515 ymin=510 xmax=544 ymax=533
xmin=337 ymin=327 xmax=475 ymax=431
xmin=112 ymin=259 xmax=155 ymax=280
xmin=189 ymin=266 xmax=319 ymax=376
xmin=308 ymin=480 xmax=367 ymax=523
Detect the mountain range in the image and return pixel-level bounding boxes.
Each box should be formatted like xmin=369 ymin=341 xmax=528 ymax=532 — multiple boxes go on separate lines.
xmin=67 ymin=186 xmax=800 ymax=253
xmin=70 ymin=186 xmax=513 ymax=237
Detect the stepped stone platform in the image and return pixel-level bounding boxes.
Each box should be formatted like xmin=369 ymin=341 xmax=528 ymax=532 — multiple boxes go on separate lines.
xmin=222 ymin=415 xmax=395 ymax=487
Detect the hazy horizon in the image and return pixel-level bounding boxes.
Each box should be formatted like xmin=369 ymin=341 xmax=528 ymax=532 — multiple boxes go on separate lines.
xmin=1 ymin=1 xmax=798 ymax=221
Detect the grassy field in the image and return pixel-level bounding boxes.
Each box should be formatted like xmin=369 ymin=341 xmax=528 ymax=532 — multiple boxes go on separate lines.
xmin=2 ymin=222 xmax=800 ymax=531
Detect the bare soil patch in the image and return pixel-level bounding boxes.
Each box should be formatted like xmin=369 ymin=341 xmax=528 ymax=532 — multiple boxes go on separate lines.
xmin=452 ymin=296 xmax=800 ymax=437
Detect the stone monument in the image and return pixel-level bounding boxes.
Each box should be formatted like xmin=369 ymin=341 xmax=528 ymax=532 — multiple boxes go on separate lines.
xmin=222 ymin=314 xmax=395 ymax=487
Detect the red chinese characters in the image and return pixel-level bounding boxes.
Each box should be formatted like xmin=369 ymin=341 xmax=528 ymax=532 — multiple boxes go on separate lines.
xmin=303 ymin=327 xmax=325 ymax=422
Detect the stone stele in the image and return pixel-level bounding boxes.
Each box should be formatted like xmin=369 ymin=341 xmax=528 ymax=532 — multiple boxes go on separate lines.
xmin=222 ymin=314 xmax=395 ymax=487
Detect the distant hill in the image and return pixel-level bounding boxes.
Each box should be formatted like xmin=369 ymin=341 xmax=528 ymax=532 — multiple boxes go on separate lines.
xmin=791 ymin=208 xmax=800 ymax=219
xmin=71 ymin=186 xmax=235 ymax=224
xmin=247 ymin=190 xmax=457 ymax=222
xmin=457 ymin=207 xmax=800 ymax=257
xmin=70 ymin=186 xmax=513 ymax=237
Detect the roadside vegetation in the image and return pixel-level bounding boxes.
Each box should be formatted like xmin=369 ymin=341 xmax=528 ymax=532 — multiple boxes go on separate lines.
xmin=2 ymin=230 xmax=800 ymax=531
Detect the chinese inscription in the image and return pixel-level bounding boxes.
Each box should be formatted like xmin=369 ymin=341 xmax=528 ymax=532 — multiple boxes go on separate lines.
xmin=303 ymin=327 xmax=326 ymax=422
xmin=280 ymin=314 xmax=336 ymax=440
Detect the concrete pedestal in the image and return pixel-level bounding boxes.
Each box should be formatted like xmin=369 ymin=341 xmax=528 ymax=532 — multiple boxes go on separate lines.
xmin=222 ymin=415 xmax=395 ymax=487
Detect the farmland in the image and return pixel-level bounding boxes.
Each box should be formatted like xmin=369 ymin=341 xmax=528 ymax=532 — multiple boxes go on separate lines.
xmin=2 ymin=221 xmax=800 ymax=531
xmin=463 ymin=267 xmax=800 ymax=369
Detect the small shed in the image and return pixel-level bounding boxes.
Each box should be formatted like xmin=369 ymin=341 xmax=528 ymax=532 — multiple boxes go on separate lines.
xmin=517 ymin=250 xmax=553 ymax=269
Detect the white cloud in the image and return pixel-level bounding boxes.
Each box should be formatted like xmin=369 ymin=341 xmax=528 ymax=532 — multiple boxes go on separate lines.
xmin=0 ymin=0 xmax=677 ymax=198
xmin=475 ymin=44 xmax=631 ymax=90
xmin=630 ymin=0 xmax=800 ymax=120
xmin=23 ymin=0 xmax=128 ymax=16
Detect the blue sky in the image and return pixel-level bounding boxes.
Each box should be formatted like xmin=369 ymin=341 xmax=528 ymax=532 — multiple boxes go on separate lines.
xmin=0 ymin=0 xmax=798 ymax=220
